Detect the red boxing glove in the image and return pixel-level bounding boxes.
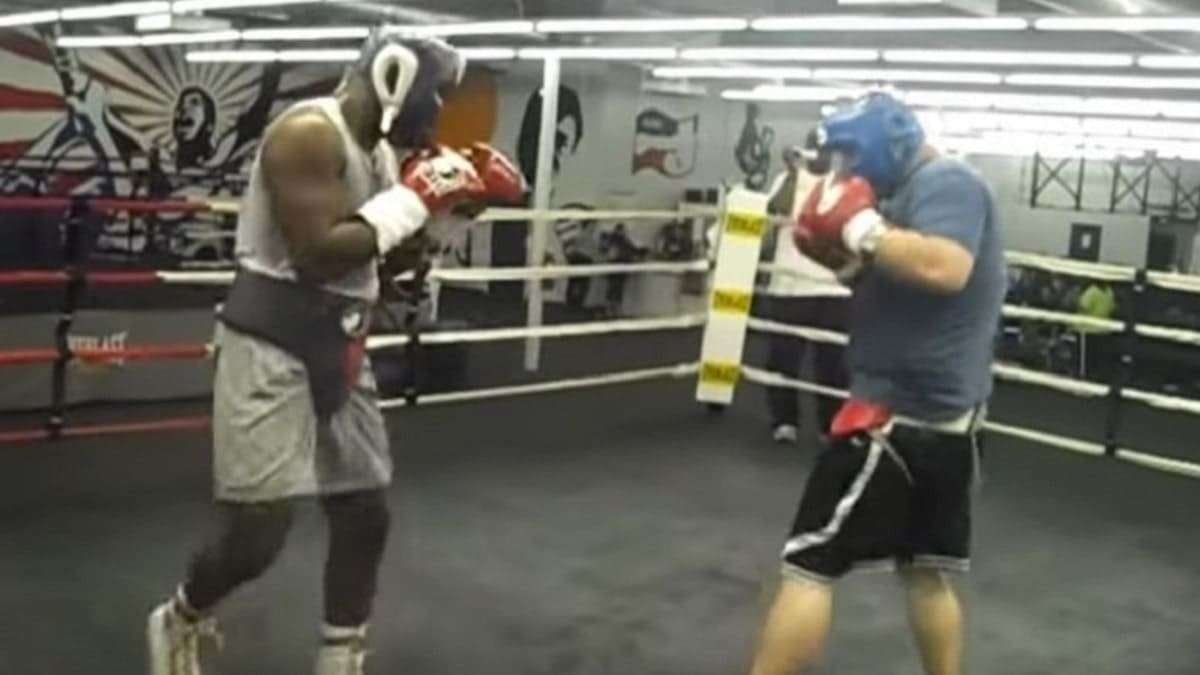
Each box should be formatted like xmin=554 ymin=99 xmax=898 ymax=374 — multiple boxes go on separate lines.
xmin=794 ymin=175 xmax=886 ymax=257
xmin=460 ymin=143 xmax=527 ymax=205
xmin=400 ymin=146 xmax=487 ymax=215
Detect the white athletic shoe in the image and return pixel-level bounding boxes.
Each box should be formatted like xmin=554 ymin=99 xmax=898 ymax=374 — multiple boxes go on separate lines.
xmin=772 ymin=424 xmax=799 ymax=444
xmin=146 ymin=595 xmax=222 ymax=675
xmin=316 ymin=625 xmax=369 ymax=675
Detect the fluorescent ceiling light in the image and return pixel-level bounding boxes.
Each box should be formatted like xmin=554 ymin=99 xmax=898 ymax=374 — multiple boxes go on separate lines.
xmin=0 ymin=10 xmax=60 ymax=27
xmin=838 ymin=0 xmax=943 ymax=4
xmin=277 ymin=49 xmax=358 ymax=62
xmin=58 ymin=31 xmax=240 ymax=48
xmin=241 ymin=27 xmax=370 ymax=41
xmin=723 ymin=85 xmax=870 ymax=101
xmin=679 ymin=47 xmax=878 ymax=62
xmin=1035 ymin=17 xmax=1200 ymax=32
xmin=1006 ymin=72 xmax=1200 ymax=90
xmin=172 ymin=0 xmax=318 ymax=12
xmin=388 ymin=21 xmax=535 ymax=37
xmin=813 ymin=68 xmax=1003 ymax=84
xmin=652 ymin=66 xmax=812 ymax=80
xmin=1138 ymin=55 xmax=1200 ymax=69
xmin=57 ymin=35 xmax=144 ymax=48
xmin=884 ymin=49 xmax=1133 ymax=67
xmin=536 ymin=17 xmax=749 ymax=33
xmin=141 ymin=30 xmax=241 ymax=45
xmin=187 ymin=50 xmax=277 ymax=63
xmin=135 ymin=12 xmax=173 ymax=31
xmin=61 ymin=1 xmax=170 ymax=21
xmin=752 ymin=15 xmax=1029 ymax=31
xmin=457 ymin=47 xmax=518 ymax=61
xmin=519 ymin=47 xmax=678 ymax=61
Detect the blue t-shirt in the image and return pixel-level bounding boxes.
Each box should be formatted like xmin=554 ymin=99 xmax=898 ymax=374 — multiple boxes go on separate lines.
xmin=848 ymin=156 xmax=1006 ymax=421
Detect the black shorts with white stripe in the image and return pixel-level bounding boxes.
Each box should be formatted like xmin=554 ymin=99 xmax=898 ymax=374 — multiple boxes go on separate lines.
xmin=781 ymin=426 xmax=980 ymax=583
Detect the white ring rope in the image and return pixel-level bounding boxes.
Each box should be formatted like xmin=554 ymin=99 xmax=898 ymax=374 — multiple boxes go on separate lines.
xmin=1114 ymin=448 xmax=1200 ymax=480
xmin=158 ymin=260 xmax=709 ymax=287
xmin=424 ymin=260 xmax=709 ymax=283
xmin=746 ymin=317 xmax=849 ymax=346
xmin=760 ymin=263 xmax=1200 ymax=349
xmin=367 ymin=314 xmax=706 ymax=350
xmin=476 ymin=206 xmax=720 ymax=222
xmin=742 ymin=363 xmax=1200 ymax=476
xmin=378 ymin=362 xmax=700 ymax=410
xmin=1133 ymin=322 xmax=1200 ymax=347
xmin=1145 ymin=270 xmax=1200 ymax=295
xmin=991 ymin=362 xmax=1111 ymax=398
xmin=1120 ymin=387 xmax=1200 ymax=416
xmin=1000 ymin=305 xmax=1124 ymax=333
xmin=982 ymin=421 xmax=1107 ymax=458
xmin=1003 ymin=251 xmax=1136 ymax=283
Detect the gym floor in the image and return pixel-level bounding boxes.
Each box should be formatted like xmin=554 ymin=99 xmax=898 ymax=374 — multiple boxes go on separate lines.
xmin=2 ymin=328 xmax=1199 ymax=675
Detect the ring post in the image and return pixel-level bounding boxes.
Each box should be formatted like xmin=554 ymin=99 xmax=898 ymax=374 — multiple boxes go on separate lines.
xmin=696 ymin=188 xmax=768 ymax=406
xmin=525 ymin=56 xmax=560 ymax=372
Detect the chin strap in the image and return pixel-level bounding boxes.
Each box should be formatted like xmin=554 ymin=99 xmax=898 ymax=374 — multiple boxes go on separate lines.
xmin=372 ymin=44 xmax=419 ymax=136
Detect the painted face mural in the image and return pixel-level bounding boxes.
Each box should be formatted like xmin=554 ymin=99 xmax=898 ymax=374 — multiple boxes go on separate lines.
xmin=172 ymin=86 xmax=217 ymax=168
xmin=516 ymin=85 xmax=584 ymax=189
xmin=0 ymin=28 xmax=333 ymax=263
xmin=631 ymin=107 xmax=699 ymax=179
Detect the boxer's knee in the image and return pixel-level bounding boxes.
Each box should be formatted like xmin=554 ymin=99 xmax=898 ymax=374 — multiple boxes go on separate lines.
xmin=185 ymin=501 xmax=294 ymax=610
xmin=322 ymin=489 xmax=391 ymax=545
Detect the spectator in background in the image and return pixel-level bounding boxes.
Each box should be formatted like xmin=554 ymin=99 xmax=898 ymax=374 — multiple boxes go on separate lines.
xmin=760 ymin=132 xmax=850 ymax=444
xmin=600 ymin=223 xmax=647 ymax=317
xmin=1077 ymin=281 xmax=1117 ymax=380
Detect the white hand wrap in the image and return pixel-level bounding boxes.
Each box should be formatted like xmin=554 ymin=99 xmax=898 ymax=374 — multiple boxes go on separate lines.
xmin=841 ymin=209 xmax=887 ymax=255
xmin=357 ymin=184 xmax=430 ymax=255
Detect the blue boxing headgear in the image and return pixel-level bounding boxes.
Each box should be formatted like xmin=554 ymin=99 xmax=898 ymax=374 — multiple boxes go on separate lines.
xmin=819 ymin=92 xmax=925 ymax=195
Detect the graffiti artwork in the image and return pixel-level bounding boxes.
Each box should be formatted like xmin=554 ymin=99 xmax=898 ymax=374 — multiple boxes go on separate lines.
xmin=0 ymin=28 xmax=335 ymax=264
xmin=631 ymin=107 xmax=699 ymax=178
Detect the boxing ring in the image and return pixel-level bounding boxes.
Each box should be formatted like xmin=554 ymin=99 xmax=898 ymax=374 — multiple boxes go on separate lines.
xmin=1 ymin=193 xmax=1199 ymax=489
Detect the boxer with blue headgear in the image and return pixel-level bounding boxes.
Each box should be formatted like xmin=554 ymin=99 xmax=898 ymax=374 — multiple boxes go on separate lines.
xmin=750 ymin=90 xmax=1007 ymax=675
xmin=819 ymin=92 xmax=925 ymax=196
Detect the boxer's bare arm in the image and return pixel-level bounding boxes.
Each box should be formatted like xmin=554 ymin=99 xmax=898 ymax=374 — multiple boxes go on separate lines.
xmin=874 ymin=228 xmax=974 ymax=294
xmin=262 ymin=111 xmax=377 ymax=281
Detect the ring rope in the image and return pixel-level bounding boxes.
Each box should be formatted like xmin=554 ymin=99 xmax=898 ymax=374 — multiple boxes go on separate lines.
xmin=379 ymin=362 xmax=700 ymax=410
xmin=476 ymin=206 xmax=720 ymax=222
xmin=367 ymin=314 xmax=705 ymax=350
xmin=741 ymin=363 xmax=1200 ymax=477
xmin=0 ymin=343 xmax=213 ymax=367
xmin=746 ymin=320 xmax=1200 ymax=407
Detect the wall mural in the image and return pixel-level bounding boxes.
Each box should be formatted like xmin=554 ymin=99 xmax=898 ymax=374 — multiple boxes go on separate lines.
xmin=734 ymin=102 xmax=774 ymax=191
xmin=515 ymin=84 xmax=584 ymax=189
xmin=0 ymin=28 xmax=336 ymax=266
xmin=630 ymin=107 xmax=699 ymax=179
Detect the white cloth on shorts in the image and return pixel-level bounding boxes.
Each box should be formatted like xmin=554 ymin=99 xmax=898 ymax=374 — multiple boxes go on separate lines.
xmin=212 ymin=324 xmax=392 ymax=502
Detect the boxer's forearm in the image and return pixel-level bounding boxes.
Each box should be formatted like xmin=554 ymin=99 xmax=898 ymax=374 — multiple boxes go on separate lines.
xmin=294 ymin=220 xmax=379 ymax=281
xmin=873 ymin=227 xmax=974 ymax=294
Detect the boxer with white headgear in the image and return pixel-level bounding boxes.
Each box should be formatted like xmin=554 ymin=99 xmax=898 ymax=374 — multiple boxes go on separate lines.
xmin=147 ymin=31 xmax=523 ymax=675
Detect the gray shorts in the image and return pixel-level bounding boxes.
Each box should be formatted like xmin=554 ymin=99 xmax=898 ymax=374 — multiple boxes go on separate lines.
xmin=212 ymin=324 xmax=392 ymax=502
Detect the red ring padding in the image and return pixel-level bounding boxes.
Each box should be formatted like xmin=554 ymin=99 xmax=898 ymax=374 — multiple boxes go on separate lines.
xmin=0 ymin=414 xmax=210 ymax=444
xmin=0 ymin=270 xmax=161 ymax=286
xmin=0 ymin=196 xmax=208 ymax=214
xmin=0 ymin=343 xmax=211 ymax=367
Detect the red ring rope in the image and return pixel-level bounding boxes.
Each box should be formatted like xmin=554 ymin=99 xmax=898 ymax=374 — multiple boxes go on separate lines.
xmin=0 ymin=196 xmax=209 ymax=214
xmin=0 ymin=270 xmax=161 ymax=286
xmin=0 ymin=414 xmax=210 ymax=444
xmin=0 ymin=343 xmax=211 ymax=367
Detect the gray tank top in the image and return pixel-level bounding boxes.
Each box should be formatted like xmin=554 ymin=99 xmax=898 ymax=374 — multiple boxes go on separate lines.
xmin=235 ymin=97 xmax=398 ymax=301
